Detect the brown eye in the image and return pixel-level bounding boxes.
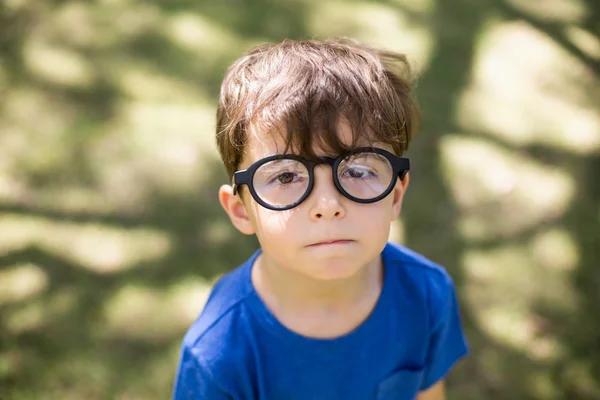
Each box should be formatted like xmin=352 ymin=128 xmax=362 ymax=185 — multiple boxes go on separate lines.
xmin=347 ymin=169 xmax=364 ymax=178
xmin=278 ymin=173 xmax=295 ymax=184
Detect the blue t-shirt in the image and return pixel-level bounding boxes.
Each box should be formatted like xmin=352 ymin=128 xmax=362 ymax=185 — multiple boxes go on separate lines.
xmin=173 ymin=242 xmax=468 ymax=399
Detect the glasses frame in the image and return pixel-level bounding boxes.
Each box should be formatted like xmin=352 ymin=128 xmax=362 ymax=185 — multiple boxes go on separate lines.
xmin=232 ymin=147 xmax=410 ymax=211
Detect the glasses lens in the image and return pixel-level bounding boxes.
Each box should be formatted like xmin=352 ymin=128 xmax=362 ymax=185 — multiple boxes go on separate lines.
xmin=252 ymin=159 xmax=310 ymax=209
xmin=337 ymin=152 xmax=394 ymax=200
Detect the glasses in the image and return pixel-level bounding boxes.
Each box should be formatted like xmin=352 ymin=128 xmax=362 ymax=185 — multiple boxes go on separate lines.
xmin=232 ymin=147 xmax=409 ymax=211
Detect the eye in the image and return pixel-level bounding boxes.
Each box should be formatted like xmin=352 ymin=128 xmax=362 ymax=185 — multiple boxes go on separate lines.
xmin=347 ymin=168 xmax=365 ymax=178
xmin=341 ymin=166 xmax=376 ymax=179
xmin=277 ymin=172 xmax=296 ymax=184
xmin=267 ymin=171 xmax=305 ymax=185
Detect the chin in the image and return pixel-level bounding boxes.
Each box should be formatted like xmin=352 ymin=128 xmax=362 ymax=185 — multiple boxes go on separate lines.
xmin=305 ymin=258 xmax=365 ymax=281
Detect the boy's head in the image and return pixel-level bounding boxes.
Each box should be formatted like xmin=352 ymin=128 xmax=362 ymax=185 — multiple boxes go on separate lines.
xmin=216 ymin=38 xmax=420 ymax=280
xmin=216 ymin=38 xmax=420 ymax=179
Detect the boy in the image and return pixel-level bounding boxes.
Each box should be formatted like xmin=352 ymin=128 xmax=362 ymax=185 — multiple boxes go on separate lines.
xmin=173 ymin=38 xmax=468 ymax=399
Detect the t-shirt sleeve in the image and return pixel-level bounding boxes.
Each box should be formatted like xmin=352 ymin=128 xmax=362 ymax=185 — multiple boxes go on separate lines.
xmin=172 ymin=345 xmax=232 ymax=400
xmin=420 ymin=271 xmax=469 ymax=390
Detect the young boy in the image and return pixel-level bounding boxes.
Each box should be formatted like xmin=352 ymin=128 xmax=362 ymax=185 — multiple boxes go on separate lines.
xmin=173 ymin=38 xmax=468 ymax=400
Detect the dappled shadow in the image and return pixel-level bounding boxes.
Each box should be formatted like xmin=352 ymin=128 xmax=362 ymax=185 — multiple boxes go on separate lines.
xmin=1 ymin=0 xmax=599 ymax=398
xmin=540 ymin=151 xmax=600 ymax=399
xmin=0 ymin=157 xmax=259 ymax=398
xmin=494 ymin=0 xmax=600 ymax=78
xmin=402 ymin=0 xmax=600 ymax=398
xmin=400 ymin=0 xmax=544 ymax=397
xmin=0 ymin=1 xmax=303 ymax=398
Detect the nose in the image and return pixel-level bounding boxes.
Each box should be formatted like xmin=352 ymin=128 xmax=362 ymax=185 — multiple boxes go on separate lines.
xmin=308 ymin=166 xmax=346 ymax=221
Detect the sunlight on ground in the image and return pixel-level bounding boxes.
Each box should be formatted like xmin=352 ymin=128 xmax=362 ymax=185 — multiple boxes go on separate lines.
xmin=1 ymin=9 xmax=232 ymax=397
xmin=101 ymin=279 xmax=211 ymax=342
xmin=0 ymin=93 xmax=219 ymax=213
xmin=0 ymin=214 xmax=172 ymax=274
xmin=506 ymin=0 xmax=588 ymax=23
xmin=0 ymin=263 xmax=48 ymax=305
xmin=459 ymin=21 xmax=600 ymax=154
xmin=116 ymin=64 xmax=206 ymax=102
xmin=532 ymin=228 xmax=579 ymax=272
xmin=55 ymin=1 xmax=162 ymax=48
xmin=307 ymin=1 xmax=434 ymax=68
xmin=566 ymin=25 xmax=600 ymax=60
xmin=5 ymin=288 xmax=78 ymax=334
xmin=480 ymin=306 xmax=560 ymax=361
xmin=444 ymin=12 xmax=595 ymax=387
xmin=0 ymin=0 xmax=231 ymax=210
xmin=387 ymin=0 xmax=434 ymax=14
xmin=462 ymin=243 xmax=573 ymax=357
xmin=441 ymin=135 xmax=575 ymax=239
xmin=3 ymin=0 xmax=27 ymax=12
xmin=99 ymin=101 xmax=218 ymax=201
xmin=24 ymin=40 xmax=96 ymax=88
xmin=165 ymin=12 xmax=241 ymax=56
xmin=0 ymin=88 xmax=77 ymax=173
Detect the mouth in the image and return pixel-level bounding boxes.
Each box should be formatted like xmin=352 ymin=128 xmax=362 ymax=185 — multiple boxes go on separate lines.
xmin=307 ymin=239 xmax=355 ymax=247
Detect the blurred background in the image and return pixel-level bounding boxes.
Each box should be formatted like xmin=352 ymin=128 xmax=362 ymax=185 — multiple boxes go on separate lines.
xmin=0 ymin=0 xmax=599 ymax=399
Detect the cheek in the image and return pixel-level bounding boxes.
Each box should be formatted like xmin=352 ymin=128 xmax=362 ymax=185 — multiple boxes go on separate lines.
xmin=351 ymin=201 xmax=394 ymax=234
xmin=251 ymin=206 xmax=302 ymax=243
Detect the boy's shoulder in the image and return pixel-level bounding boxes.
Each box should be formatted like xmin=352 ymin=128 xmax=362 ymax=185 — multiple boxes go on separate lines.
xmin=183 ymin=254 xmax=256 ymax=348
xmin=181 ymin=251 xmax=259 ymax=362
xmin=382 ymin=242 xmax=457 ymax=329
xmin=383 ymin=241 xmax=453 ymax=286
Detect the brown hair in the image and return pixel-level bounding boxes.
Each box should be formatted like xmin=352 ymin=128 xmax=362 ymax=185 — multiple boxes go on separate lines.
xmin=216 ymin=38 xmax=420 ymax=178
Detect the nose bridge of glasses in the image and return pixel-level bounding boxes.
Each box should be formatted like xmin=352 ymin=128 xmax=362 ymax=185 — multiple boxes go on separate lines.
xmin=304 ymin=156 xmax=334 ymax=177
xmin=313 ymin=156 xmax=337 ymax=168
xmin=311 ymin=156 xmax=340 ymax=181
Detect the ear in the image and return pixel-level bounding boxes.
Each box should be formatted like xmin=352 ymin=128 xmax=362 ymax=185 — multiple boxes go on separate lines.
xmin=218 ymin=185 xmax=256 ymax=235
xmin=391 ymin=172 xmax=410 ymax=220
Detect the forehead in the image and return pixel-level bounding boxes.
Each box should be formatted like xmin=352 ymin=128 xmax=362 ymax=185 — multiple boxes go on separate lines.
xmin=239 ymin=121 xmax=392 ymax=169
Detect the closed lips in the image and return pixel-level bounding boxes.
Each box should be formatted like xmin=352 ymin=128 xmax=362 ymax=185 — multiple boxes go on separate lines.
xmin=308 ymin=239 xmax=354 ymax=246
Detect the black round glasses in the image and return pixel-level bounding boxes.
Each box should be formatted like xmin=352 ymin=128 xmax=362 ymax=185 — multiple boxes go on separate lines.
xmin=232 ymin=147 xmax=410 ymax=211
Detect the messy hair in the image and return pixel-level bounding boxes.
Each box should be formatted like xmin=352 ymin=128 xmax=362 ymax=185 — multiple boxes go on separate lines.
xmin=216 ymin=38 xmax=420 ymax=178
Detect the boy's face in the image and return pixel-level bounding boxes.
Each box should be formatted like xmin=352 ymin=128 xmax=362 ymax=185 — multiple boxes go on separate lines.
xmin=219 ymin=122 xmax=409 ymax=281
